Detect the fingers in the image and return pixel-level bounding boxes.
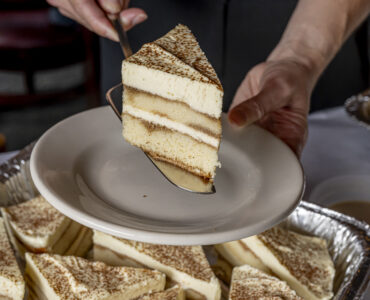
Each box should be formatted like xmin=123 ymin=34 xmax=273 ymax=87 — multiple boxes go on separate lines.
xmin=258 ymin=110 xmax=308 ymax=156
xmin=229 ymin=64 xmax=265 ymax=111
xmin=97 ymin=0 xmax=123 ymax=14
xmin=120 ymin=8 xmax=148 ymax=30
xmin=71 ymin=0 xmax=118 ymax=41
xmin=228 ymin=81 xmax=289 ymax=127
xmin=48 ymin=0 xmax=147 ymax=40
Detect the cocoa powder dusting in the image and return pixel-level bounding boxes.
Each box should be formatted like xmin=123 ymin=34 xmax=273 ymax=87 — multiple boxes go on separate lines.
xmin=117 ymin=238 xmax=214 ymax=282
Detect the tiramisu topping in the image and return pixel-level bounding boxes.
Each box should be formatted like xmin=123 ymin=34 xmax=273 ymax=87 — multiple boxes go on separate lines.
xmin=229 ymin=265 xmax=302 ymax=300
xmin=27 ymin=253 xmax=165 ymax=299
xmin=0 ymin=218 xmax=23 ymax=285
xmin=153 ymin=24 xmax=222 ymax=89
xmin=258 ymin=227 xmax=334 ymax=299
xmin=126 ymin=43 xmax=215 ymax=87
xmin=4 ymin=195 xmax=65 ymax=238
xmin=117 ymin=238 xmax=214 ymax=282
xmin=139 ymin=285 xmax=183 ymax=300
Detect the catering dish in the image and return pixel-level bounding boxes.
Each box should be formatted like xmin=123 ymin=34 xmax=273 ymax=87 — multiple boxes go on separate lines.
xmin=0 ymin=148 xmax=369 ymax=299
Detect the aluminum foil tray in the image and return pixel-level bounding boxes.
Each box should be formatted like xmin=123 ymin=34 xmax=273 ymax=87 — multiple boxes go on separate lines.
xmin=345 ymin=89 xmax=370 ymax=130
xmin=0 ymin=143 xmax=369 ymax=300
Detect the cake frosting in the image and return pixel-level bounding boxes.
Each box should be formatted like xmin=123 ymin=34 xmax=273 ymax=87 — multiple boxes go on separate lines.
xmin=215 ymin=241 xmax=270 ymax=273
xmin=139 ymin=285 xmax=185 ymax=300
xmin=242 ymin=227 xmax=335 ymax=300
xmin=25 ymin=253 xmax=166 ymax=300
xmin=93 ymin=230 xmax=221 ymax=300
xmin=1 ymin=195 xmax=92 ymax=257
xmin=229 ymin=264 xmax=302 ymax=300
xmin=0 ymin=217 xmax=25 ymax=300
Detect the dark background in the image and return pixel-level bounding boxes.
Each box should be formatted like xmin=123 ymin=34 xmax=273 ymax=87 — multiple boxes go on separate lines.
xmin=1 ymin=0 xmax=369 ymax=151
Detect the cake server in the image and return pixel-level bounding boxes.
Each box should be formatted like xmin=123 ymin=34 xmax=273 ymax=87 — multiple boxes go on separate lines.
xmin=108 ymin=13 xmax=216 ymax=194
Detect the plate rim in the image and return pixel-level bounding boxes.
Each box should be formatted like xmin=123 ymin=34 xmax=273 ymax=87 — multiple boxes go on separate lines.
xmin=30 ymin=106 xmax=305 ymax=245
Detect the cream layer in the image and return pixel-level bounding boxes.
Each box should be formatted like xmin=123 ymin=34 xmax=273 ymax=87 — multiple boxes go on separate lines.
xmin=64 ymin=227 xmax=92 ymax=257
xmin=123 ymin=87 xmax=221 ymax=136
xmin=243 ymin=231 xmax=335 ymax=300
xmin=214 ymin=241 xmax=270 ymax=274
xmin=0 ymin=218 xmax=25 ymax=300
xmin=122 ymin=43 xmax=223 ymax=118
xmin=122 ymin=114 xmax=219 ymax=179
xmin=229 ymin=265 xmax=301 ymax=300
xmin=25 ymin=253 xmax=166 ymax=300
xmin=2 ymin=197 xmax=71 ymax=249
xmin=93 ymin=232 xmax=221 ymax=300
xmin=123 ymin=105 xmax=219 ymax=148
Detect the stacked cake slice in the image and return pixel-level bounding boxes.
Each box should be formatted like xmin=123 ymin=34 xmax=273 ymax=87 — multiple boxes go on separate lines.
xmin=122 ymin=24 xmax=223 ymax=183
xmin=26 ymin=253 xmax=166 ymax=300
xmin=1 ymin=195 xmax=92 ymax=258
xmin=0 ymin=217 xmax=25 ymax=300
xmin=93 ymin=230 xmax=221 ymax=300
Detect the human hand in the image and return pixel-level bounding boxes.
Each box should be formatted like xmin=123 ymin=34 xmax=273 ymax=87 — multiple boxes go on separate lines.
xmin=228 ymin=59 xmax=315 ymax=156
xmin=47 ymin=0 xmax=147 ymax=41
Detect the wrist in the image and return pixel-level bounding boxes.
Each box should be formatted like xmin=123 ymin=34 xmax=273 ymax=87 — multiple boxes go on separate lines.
xmin=268 ymin=41 xmax=329 ymax=91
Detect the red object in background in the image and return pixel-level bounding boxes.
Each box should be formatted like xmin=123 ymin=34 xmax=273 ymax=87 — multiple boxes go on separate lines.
xmin=0 ymin=4 xmax=100 ymax=107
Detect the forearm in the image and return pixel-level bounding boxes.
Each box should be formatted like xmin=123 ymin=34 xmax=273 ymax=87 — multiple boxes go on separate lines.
xmin=268 ymin=0 xmax=370 ymax=89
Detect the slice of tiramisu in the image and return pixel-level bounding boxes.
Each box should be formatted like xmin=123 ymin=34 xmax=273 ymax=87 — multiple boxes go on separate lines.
xmin=1 ymin=195 xmax=92 ymax=257
xmin=214 ymin=241 xmax=270 ymax=273
xmin=0 ymin=217 xmax=25 ymax=300
xmin=93 ymin=231 xmax=221 ymax=300
xmin=122 ymin=24 xmax=223 ymax=183
xmin=229 ymin=264 xmax=302 ymax=300
xmin=139 ymin=285 xmax=185 ymax=300
xmin=242 ymin=227 xmax=335 ymax=300
xmin=25 ymin=253 xmax=166 ymax=300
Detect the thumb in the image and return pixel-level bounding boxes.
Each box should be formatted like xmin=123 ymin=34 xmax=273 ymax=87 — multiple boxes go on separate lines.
xmin=98 ymin=0 xmax=124 ymax=15
xmin=228 ymin=85 xmax=287 ymax=127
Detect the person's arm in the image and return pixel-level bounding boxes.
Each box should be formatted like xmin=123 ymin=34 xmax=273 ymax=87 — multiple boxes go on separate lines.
xmin=47 ymin=0 xmax=148 ymax=41
xmin=269 ymin=0 xmax=370 ymax=84
xmin=228 ymin=0 xmax=370 ymax=155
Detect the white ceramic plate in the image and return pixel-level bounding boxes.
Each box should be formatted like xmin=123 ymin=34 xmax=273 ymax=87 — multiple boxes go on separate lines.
xmin=30 ymin=106 xmax=304 ymax=245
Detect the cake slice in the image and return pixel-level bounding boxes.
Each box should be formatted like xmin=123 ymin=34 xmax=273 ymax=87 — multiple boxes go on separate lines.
xmin=229 ymin=264 xmax=302 ymax=300
xmin=1 ymin=195 xmax=92 ymax=257
xmin=242 ymin=227 xmax=335 ymax=300
xmin=93 ymin=230 xmax=221 ymax=300
xmin=139 ymin=285 xmax=185 ymax=300
xmin=214 ymin=241 xmax=270 ymax=273
xmin=0 ymin=217 xmax=25 ymax=300
xmin=25 ymin=253 xmax=166 ymax=300
xmin=122 ymin=24 xmax=223 ymax=183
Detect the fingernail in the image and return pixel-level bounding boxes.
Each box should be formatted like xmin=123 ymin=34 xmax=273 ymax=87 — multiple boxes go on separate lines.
xmin=106 ymin=0 xmax=122 ymax=13
xmin=132 ymin=14 xmax=147 ymax=26
xmin=121 ymin=15 xmax=131 ymax=29
xmin=229 ymin=109 xmax=246 ymax=126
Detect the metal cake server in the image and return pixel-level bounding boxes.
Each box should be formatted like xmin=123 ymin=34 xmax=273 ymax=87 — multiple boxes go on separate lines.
xmin=108 ymin=13 xmax=215 ymax=194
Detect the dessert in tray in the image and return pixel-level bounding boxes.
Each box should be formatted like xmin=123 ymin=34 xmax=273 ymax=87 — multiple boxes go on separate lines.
xmin=0 ymin=217 xmax=25 ymax=300
xmin=25 ymin=253 xmax=166 ymax=300
xmin=93 ymin=230 xmax=221 ymax=300
xmin=121 ymin=24 xmax=223 ymax=184
xmin=1 ymin=195 xmax=92 ymax=258
xmin=216 ymin=227 xmax=335 ymax=300
xmin=229 ymin=264 xmax=302 ymax=300
xmin=0 ymin=199 xmax=336 ymax=300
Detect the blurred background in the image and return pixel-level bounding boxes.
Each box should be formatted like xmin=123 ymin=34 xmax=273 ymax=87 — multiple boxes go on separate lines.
xmin=0 ymin=0 xmax=369 ymax=151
